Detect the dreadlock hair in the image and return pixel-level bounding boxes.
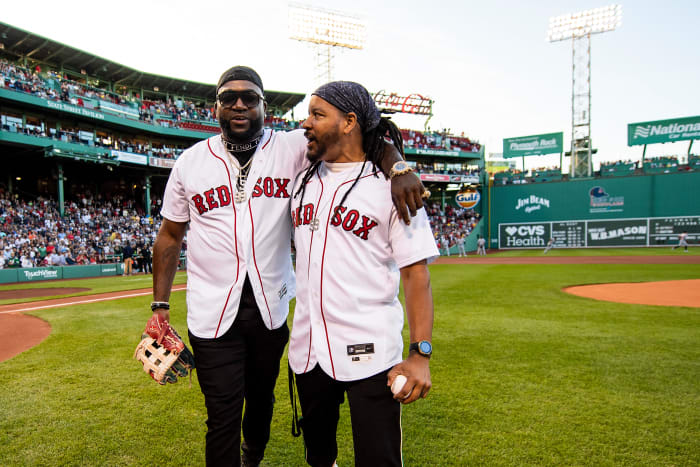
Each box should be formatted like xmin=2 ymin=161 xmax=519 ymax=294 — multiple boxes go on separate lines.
xmin=292 ymin=115 xmax=404 ymax=225
xmin=333 ymin=116 xmax=404 ymax=210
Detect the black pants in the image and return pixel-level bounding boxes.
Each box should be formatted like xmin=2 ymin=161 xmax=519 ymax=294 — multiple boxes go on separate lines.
xmin=189 ymin=283 xmax=289 ymax=467
xmin=295 ymin=365 xmax=402 ymax=467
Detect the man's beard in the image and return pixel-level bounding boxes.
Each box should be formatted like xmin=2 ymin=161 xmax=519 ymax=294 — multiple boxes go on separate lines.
xmin=219 ymin=115 xmax=264 ymax=143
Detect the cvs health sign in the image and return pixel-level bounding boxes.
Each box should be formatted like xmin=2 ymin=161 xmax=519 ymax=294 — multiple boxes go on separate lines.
xmin=499 ymin=223 xmax=551 ymax=248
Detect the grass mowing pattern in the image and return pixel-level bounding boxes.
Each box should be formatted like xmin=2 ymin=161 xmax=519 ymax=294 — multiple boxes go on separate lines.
xmin=1 ymin=264 xmax=698 ymax=465
xmin=0 ymin=271 xmax=188 ymax=306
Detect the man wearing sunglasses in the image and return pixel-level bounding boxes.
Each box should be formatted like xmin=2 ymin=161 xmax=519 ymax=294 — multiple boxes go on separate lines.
xmin=151 ymin=66 xmax=426 ymax=466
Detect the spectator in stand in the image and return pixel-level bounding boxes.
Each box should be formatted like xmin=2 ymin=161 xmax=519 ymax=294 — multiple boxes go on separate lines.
xmin=122 ymin=241 xmax=134 ymax=276
xmin=140 ymin=242 xmax=152 ymax=274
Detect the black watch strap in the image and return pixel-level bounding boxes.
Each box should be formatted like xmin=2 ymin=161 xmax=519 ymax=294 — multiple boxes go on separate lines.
xmin=409 ymin=340 xmax=432 ymax=357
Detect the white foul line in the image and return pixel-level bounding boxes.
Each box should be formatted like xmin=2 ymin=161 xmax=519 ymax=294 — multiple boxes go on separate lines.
xmin=0 ymin=285 xmax=187 ymax=314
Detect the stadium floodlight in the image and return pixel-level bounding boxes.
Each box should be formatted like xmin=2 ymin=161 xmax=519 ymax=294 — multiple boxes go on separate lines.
xmin=289 ymin=2 xmax=367 ymax=85
xmin=548 ymin=4 xmax=622 ymax=178
xmin=548 ymin=4 xmax=622 ymax=42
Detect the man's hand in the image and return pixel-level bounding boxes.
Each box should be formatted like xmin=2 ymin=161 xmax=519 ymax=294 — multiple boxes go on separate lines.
xmin=152 ymin=308 xmax=171 ymax=327
xmin=391 ymin=172 xmax=426 ymax=224
xmin=387 ymin=353 xmax=431 ymax=404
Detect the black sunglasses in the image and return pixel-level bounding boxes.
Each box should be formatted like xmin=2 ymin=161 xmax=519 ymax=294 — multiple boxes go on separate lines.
xmin=216 ymin=90 xmax=264 ymax=109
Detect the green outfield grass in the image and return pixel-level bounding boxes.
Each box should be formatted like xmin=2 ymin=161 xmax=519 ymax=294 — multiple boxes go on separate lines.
xmin=0 ymin=271 xmax=188 ymax=306
xmin=486 ymin=246 xmax=700 ymax=257
xmin=1 ymin=264 xmax=699 ymax=466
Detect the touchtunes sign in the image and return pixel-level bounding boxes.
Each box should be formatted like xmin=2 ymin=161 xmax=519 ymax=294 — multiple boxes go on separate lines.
xmin=503 ymin=132 xmax=563 ymax=158
xmin=628 ymin=115 xmax=700 ymax=146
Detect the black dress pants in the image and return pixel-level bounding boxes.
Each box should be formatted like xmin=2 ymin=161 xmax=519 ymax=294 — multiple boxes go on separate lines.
xmin=295 ymin=365 xmax=402 ymax=467
xmin=189 ymin=278 xmax=289 ymax=467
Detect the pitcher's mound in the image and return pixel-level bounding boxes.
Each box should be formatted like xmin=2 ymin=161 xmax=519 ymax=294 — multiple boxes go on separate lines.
xmin=564 ymin=279 xmax=700 ymax=308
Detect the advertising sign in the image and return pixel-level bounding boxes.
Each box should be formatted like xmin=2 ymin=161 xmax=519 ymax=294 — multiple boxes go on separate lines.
xmin=503 ymin=132 xmax=563 ymax=158
xmin=498 ymin=216 xmax=698 ymax=248
xmin=499 ymin=223 xmax=550 ymax=248
xmin=628 ymin=115 xmax=700 ymax=146
xmin=586 ymin=219 xmax=648 ymax=246
xmin=111 ymin=150 xmax=148 ymax=165
xmin=17 ymin=267 xmax=62 ymax=282
xmin=456 ymin=190 xmax=480 ymax=209
xmin=149 ymin=157 xmax=176 ymax=169
xmin=588 ymin=185 xmax=624 ymax=213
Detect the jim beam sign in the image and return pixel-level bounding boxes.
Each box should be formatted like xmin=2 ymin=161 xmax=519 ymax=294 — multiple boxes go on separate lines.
xmin=515 ymin=194 xmax=551 ymax=214
xmin=499 ymin=223 xmax=551 ymax=248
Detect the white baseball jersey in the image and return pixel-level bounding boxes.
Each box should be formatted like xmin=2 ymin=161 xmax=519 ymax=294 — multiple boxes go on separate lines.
xmin=288 ymin=161 xmax=439 ymax=381
xmin=161 ymin=129 xmax=308 ymax=338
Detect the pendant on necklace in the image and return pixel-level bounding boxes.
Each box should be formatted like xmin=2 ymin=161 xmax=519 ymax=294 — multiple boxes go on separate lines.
xmin=234 ymin=190 xmax=247 ymax=204
xmin=309 ymin=218 xmax=320 ymax=231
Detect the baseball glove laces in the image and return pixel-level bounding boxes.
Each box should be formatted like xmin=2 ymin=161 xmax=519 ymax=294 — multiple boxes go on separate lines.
xmin=134 ymin=313 xmax=195 ymax=385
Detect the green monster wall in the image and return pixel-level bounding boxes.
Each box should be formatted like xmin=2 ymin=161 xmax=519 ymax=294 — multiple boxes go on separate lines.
xmin=487 ymin=172 xmax=700 ymax=248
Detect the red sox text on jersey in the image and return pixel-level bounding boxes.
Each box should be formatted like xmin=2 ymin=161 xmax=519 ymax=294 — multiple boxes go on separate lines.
xmin=292 ymin=204 xmax=379 ymax=241
xmin=192 ymin=177 xmax=291 ymax=216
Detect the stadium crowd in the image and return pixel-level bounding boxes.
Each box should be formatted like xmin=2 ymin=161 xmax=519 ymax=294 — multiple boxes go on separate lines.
xmin=0 ymin=190 xmax=174 ymax=270
xmin=0 ymin=189 xmax=484 ymax=267
xmin=2 ymin=58 xmax=481 ymax=157
xmin=401 ymin=128 xmax=481 ymax=153
xmin=425 ymin=201 xmax=481 ymax=254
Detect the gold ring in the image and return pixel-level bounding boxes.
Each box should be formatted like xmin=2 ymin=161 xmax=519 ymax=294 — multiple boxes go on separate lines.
xmin=421 ymin=189 xmax=431 ymax=199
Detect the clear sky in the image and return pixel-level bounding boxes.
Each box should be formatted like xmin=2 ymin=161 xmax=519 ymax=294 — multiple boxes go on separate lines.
xmin=2 ymin=0 xmax=699 ymax=170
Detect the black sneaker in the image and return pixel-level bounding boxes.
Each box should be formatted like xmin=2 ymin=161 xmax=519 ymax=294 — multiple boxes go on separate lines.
xmin=241 ymin=441 xmax=263 ymax=467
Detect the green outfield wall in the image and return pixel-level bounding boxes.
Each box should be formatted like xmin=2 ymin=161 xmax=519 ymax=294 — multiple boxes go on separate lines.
xmin=0 ymin=263 xmax=124 ymax=284
xmin=487 ymin=172 xmax=700 ymax=248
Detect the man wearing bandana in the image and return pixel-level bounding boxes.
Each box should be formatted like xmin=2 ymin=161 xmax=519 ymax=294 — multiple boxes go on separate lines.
xmin=288 ymin=81 xmax=438 ymax=467
xmin=151 ymin=67 xmax=427 ymax=466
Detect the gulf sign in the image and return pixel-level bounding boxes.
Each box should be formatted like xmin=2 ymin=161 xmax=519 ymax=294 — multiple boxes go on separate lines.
xmin=456 ymin=190 xmax=480 ymax=209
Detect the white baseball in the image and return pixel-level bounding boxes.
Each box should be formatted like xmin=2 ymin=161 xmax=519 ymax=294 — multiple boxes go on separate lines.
xmin=391 ymin=374 xmax=407 ymax=395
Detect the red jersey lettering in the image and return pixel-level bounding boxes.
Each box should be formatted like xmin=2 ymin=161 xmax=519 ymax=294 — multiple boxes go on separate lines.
xmin=204 ymin=189 xmax=218 ymax=210
xmin=192 ymin=194 xmax=208 ymax=215
xmin=216 ymin=185 xmax=231 ymax=207
xmin=353 ymin=216 xmax=378 ymax=240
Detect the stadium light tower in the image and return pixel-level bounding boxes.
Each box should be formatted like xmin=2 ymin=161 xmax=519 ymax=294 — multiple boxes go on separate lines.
xmin=288 ymin=2 xmax=367 ymax=86
xmin=548 ymin=4 xmax=622 ymax=178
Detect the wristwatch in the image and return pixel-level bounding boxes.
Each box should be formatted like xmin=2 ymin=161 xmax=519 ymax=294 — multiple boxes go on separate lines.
xmin=389 ymin=160 xmax=413 ymax=179
xmin=409 ymin=340 xmax=432 ymax=358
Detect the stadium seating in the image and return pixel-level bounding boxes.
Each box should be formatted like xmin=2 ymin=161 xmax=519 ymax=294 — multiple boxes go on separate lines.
xmin=532 ymin=168 xmax=563 ymax=182
xmin=643 ymin=156 xmax=679 ymax=174
xmin=600 ymin=161 xmax=637 ymax=177
xmin=400 ymin=128 xmax=481 ymax=153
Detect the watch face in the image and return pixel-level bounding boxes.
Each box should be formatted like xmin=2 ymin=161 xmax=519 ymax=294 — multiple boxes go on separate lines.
xmin=395 ymin=161 xmax=409 ymax=171
xmin=419 ymin=341 xmax=432 ymax=354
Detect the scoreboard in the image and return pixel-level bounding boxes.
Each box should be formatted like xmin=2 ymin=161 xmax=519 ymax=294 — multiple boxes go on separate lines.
xmin=649 ymin=217 xmax=700 ymax=245
xmin=551 ymin=222 xmax=585 ymax=248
